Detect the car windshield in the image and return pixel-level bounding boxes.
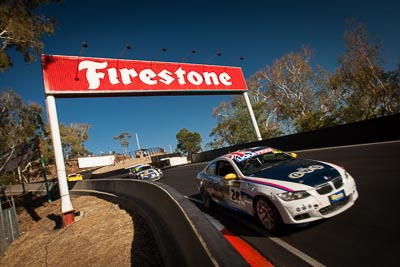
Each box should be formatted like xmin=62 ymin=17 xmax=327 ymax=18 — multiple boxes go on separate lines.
xmin=138 ymin=165 xmax=152 ymax=171
xmin=130 ymin=165 xmax=151 ymax=172
xmin=234 ymin=151 xmax=293 ymax=175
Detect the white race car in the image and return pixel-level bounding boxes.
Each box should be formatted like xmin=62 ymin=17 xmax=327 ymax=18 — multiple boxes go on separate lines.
xmin=126 ymin=163 xmax=163 ymax=181
xmin=197 ymin=146 xmax=359 ymax=233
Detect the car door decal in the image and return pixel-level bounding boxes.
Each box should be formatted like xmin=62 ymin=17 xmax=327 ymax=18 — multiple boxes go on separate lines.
xmin=242 ymin=178 xmax=294 ymax=192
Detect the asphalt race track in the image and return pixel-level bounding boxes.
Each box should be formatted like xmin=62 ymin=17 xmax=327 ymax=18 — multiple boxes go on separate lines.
xmin=160 ymin=141 xmax=400 ymax=267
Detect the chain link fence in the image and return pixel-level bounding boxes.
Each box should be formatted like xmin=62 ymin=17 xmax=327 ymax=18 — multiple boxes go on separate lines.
xmin=0 ymin=197 xmax=20 ymax=256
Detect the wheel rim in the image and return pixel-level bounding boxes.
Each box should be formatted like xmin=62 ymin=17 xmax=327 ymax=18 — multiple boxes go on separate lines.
xmin=256 ymin=199 xmax=276 ymax=231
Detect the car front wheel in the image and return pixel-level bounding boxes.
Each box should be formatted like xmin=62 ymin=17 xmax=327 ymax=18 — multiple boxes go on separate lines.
xmin=255 ymin=197 xmax=281 ymax=234
xmin=201 ymin=188 xmax=214 ymax=210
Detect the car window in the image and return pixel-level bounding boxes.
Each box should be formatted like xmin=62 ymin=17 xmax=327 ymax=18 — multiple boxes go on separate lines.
xmin=216 ymin=161 xmax=236 ymax=177
xmin=138 ymin=165 xmax=151 ymax=172
xmin=206 ymin=162 xmax=217 ymax=175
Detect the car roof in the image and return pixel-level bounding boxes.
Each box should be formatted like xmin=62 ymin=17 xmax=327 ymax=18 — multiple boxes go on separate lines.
xmin=219 ymin=146 xmax=278 ymax=161
xmin=125 ymin=163 xmax=149 ymax=169
xmin=137 ymin=168 xmax=157 ymax=173
xmin=221 ymin=146 xmax=273 ymax=157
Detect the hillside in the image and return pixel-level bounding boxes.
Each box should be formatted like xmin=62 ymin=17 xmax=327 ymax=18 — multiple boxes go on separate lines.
xmin=0 ymin=194 xmax=164 ymax=266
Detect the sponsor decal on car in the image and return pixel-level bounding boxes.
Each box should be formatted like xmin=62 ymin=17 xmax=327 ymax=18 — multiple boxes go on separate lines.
xmin=230 ymin=148 xmax=275 ymax=162
xmin=329 ymin=190 xmax=345 ymax=203
xmin=288 ymin=165 xmax=324 ymax=179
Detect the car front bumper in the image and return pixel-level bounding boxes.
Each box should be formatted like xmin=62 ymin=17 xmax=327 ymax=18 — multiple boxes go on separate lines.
xmin=275 ymin=178 xmax=359 ymax=224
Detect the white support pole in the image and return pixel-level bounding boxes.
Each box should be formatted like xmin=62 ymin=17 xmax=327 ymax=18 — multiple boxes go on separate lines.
xmin=136 ymin=133 xmax=141 ymax=150
xmin=46 ymin=96 xmax=74 ymax=224
xmin=243 ymin=92 xmax=262 ymax=141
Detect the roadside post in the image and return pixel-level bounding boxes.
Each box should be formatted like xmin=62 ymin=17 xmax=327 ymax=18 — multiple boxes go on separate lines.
xmin=46 ymin=95 xmax=74 ymax=226
xmin=243 ymin=91 xmax=262 ymax=141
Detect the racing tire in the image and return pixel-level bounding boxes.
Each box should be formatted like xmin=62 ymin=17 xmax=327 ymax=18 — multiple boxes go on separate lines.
xmin=201 ymin=188 xmax=214 ymax=210
xmin=255 ymin=197 xmax=282 ymax=234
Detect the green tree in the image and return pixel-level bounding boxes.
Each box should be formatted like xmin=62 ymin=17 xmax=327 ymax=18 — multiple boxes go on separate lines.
xmin=331 ymin=20 xmax=399 ymax=122
xmin=40 ymin=124 xmax=55 ymax=164
xmin=383 ymin=64 xmax=400 ymax=114
xmin=254 ymin=46 xmax=338 ymax=133
xmin=207 ymin=94 xmax=281 ymax=149
xmin=113 ymin=131 xmax=132 ymax=155
xmin=176 ymin=128 xmax=202 ymax=156
xmin=0 ymin=0 xmax=58 ymax=71
xmin=0 ymin=90 xmax=93 ymax=184
xmin=208 ymin=46 xmax=344 ymax=148
xmin=0 ymin=90 xmax=45 ymax=183
xmin=60 ymin=122 xmax=91 ymax=159
xmin=0 ymin=90 xmax=44 ymax=155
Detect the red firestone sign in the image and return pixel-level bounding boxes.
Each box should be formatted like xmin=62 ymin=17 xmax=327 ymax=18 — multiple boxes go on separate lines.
xmin=42 ymin=55 xmax=248 ymax=97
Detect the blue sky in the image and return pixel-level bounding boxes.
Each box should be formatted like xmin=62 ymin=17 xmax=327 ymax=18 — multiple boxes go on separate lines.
xmin=1 ymin=0 xmax=399 ymax=155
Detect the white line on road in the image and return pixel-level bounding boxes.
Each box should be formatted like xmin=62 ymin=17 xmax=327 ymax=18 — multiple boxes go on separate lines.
xmin=269 ymin=237 xmax=326 ymax=267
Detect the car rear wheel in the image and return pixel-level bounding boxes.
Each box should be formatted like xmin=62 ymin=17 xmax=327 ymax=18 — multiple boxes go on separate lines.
xmin=201 ymin=188 xmax=214 ymax=210
xmin=255 ymin=197 xmax=281 ymax=234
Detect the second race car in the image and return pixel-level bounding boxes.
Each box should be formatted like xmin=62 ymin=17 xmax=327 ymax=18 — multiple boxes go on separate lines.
xmin=126 ymin=163 xmax=163 ymax=181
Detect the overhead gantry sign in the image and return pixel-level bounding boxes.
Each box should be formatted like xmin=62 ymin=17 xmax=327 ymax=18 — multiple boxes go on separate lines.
xmin=42 ymin=55 xmax=248 ymax=96
xmin=41 ymin=54 xmax=260 ymax=226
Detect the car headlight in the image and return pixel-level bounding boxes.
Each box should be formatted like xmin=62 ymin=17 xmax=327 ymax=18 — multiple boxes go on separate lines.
xmin=335 ymin=165 xmax=350 ymax=179
xmin=278 ymin=191 xmax=310 ymax=201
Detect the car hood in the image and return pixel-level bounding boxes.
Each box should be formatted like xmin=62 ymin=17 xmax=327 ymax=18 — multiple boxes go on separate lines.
xmin=248 ymin=159 xmax=340 ymax=187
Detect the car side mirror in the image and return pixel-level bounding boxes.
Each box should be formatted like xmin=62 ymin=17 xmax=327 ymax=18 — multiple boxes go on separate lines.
xmin=289 ymin=152 xmax=298 ymax=158
xmin=224 ymin=173 xmax=237 ymax=180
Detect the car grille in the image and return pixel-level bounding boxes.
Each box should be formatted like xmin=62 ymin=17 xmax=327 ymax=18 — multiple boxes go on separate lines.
xmin=315 ymin=176 xmax=343 ymax=195
xmin=332 ymin=176 xmax=344 ymax=188
xmin=319 ymin=196 xmax=350 ymax=215
xmin=316 ymin=183 xmax=332 ymax=194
